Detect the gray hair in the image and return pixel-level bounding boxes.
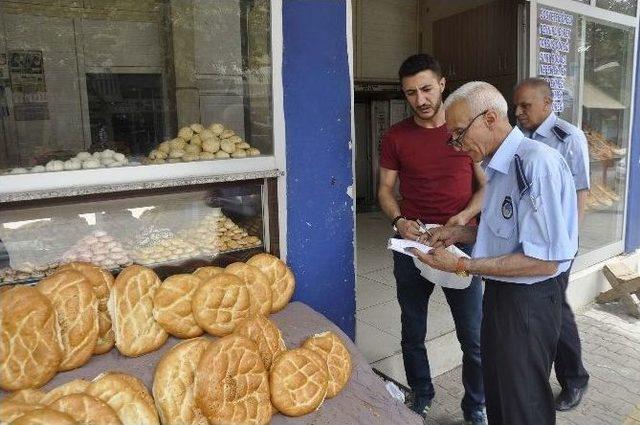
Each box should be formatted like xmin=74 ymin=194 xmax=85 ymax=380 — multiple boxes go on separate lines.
xmin=444 ymin=81 xmax=508 ymax=119
xmin=515 ymin=77 xmax=553 ymax=101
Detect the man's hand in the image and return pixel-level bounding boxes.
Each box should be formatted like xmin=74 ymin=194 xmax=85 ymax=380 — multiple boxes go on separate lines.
xmin=417 ymin=225 xmax=462 ymax=248
xmin=409 ymin=247 xmax=460 ymax=273
xmin=445 ymin=211 xmax=470 ymax=227
xmin=397 ymin=219 xmax=422 ymax=241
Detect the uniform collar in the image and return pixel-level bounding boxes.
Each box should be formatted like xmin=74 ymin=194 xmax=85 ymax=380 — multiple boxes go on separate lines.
xmin=531 ymin=112 xmax=557 ymax=139
xmin=485 ymin=127 xmax=524 ymax=175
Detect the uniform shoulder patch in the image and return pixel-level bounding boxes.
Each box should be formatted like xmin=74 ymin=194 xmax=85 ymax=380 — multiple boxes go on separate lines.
xmin=551 ymin=124 xmax=569 ymax=141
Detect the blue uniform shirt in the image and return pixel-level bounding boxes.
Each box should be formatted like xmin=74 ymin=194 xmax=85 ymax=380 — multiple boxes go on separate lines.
xmin=472 ymin=127 xmax=578 ymax=284
xmin=521 ymin=112 xmax=590 ymax=191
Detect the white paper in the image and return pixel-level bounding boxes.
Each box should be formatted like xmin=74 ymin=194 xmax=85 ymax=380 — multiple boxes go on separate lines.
xmin=386 ymin=228 xmax=472 ymax=290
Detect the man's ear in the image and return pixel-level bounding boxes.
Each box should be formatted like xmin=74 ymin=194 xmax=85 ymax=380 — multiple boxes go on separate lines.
xmin=543 ymin=95 xmax=553 ymax=112
xmin=484 ymin=110 xmax=498 ymax=129
xmin=439 ymin=77 xmax=446 ymax=93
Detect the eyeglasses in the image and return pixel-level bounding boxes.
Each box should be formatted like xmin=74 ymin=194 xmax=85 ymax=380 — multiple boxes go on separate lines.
xmin=447 ymin=110 xmax=489 ymax=148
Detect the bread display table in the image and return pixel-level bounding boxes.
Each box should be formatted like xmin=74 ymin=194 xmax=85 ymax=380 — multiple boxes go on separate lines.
xmin=1 ymin=302 xmax=420 ymax=425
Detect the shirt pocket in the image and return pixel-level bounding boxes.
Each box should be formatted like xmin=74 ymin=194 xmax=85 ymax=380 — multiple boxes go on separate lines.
xmin=485 ymin=205 xmax=517 ymax=240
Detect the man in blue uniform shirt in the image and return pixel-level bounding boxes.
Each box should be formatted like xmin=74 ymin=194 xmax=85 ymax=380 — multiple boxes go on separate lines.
xmin=412 ymin=81 xmax=578 ymax=425
xmin=514 ymin=77 xmax=590 ymax=411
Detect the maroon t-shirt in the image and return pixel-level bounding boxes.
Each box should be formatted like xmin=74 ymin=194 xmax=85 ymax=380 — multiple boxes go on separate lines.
xmin=379 ymin=118 xmax=476 ymax=226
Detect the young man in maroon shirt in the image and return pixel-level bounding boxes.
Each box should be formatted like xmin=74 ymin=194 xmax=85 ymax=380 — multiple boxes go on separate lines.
xmin=378 ymin=54 xmax=487 ymax=424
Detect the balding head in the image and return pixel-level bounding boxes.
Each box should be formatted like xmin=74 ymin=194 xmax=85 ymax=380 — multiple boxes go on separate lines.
xmin=513 ymin=77 xmax=553 ymax=130
xmin=444 ymin=81 xmax=509 ymax=119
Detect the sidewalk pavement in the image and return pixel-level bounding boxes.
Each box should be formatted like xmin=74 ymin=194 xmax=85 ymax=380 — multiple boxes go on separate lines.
xmin=425 ymin=302 xmax=640 ymax=425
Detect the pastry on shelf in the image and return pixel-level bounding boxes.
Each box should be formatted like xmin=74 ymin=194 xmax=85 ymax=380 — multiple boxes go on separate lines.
xmin=0 ymin=262 xmax=60 ymax=284
xmin=584 ymin=129 xmax=626 ymax=161
xmin=62 ymin=231 xmax=132 ymax=270
xmin=130 ymin=227 xmax=200 ymax=265
xmin=145 ymin=122 xmax=261 ymax=165
xmin=3 ymin=149 xmax=129 ymax=175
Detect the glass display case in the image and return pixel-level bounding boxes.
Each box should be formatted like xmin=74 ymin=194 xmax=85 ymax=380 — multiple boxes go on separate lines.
xmin=0 ymin=178 xmax=278 ymax=285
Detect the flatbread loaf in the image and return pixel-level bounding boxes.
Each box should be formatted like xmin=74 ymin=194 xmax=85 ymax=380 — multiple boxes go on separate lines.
xmin=224 ymin=263 xmax=272 ymax=315
xmin=40 ymin=379 xmax=90 ymax=405
xmin=153 ymin=274 xmax=203 ymax=339
xmin=192 ymin=273 xmax=252 ymax=336
xmin=58 ymin=262 xmax=115 ymax=354
xmin=246 ymin=253 xmax=295 ymax=312
xmin=192 ymin=266 xmax=224 ymax=281
xmin=108 ymin=265 xmax=168 ymax=356
xmin=3 ymin=389 xmax=45 ymax=405
xmin=0 ymin=400 xmax=44 ymax=424
xmin=302 ymin=331 xmax=352 ymax=398
xmin=153 ymin=338 xmax=209 ymax=425
xmin=87 ymin=372 xmax=159 ymax=425
xmin=235 ymin=315 xmax=286 ymax=370
xmin=269 ymin=348 xmax=329 ymax=416
xmin=37 ymin=270 xmax=99 ymax=371
xmin=50 ymin=393 xmax=122 ymax=425
xmin=0 ymin=286 xmax=62 ymax=391
xmin=8 ymin=408 xmax=76 ymax=425
xmin=194 ymin=335 xmax=271 ymax=425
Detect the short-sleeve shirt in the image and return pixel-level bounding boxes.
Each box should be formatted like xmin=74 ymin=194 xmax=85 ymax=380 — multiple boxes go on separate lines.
xmin=521 ymin=112 xmax=590 ymax=191
xmin=472 ymin=127 xmax=578 ymax=284
xmin=379 ymin=118 xmax=476 ymax=225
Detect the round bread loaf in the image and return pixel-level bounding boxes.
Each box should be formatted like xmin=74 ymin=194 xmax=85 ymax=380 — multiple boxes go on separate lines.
xmin=269 ymin=348 xmax=329 ymax=416
xmin=153 ymin=274 xmax=203 ymax=338
xmin=0 ymin=400 xmax=45 ymax=424
xmin=302 ymin=331 xmax=352 ymax=398
xmin=3 ymin=389 xmax=45 ymax=405
xmin=224 ymin=263 xmax=272 ymax=316
xmin=153 ymin=338 xmax=210 ymax=425
xmin=87 ymin=372 xmax=159 ymax=425
xmin=108 ymin=265 xmax=168 ymax=357
xmin=246 ymin=253 xmax=295 ymax=313
xmin=235 ymin=315 xmax=286 ymax=370
xmin=194 ymin=335 xmax=271 ymax=425
xmin=40 ymin=379 xmax=90 ymax=405
xmin=192 ymin=266 xmax=223 ymax=281
xmin=192 ymin=273 xmax=253 ymax=336
xmin=37 ymin=270 xmax=99 ymax=371
xmin=0 ymin=286 xmax=62 ymax=391
xmin=50 ymin=393 xmax=122 ymax=425
xmin=8 ymin=408 xmax=76 ymax=425
xmin=57 ymin=262 xmax=115 ymax=354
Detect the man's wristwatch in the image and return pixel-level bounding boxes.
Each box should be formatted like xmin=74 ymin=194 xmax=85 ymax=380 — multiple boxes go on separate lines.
xmin=392 ymin=215 xmax=405 ymax=232
xmin=455 ymin=257 xmax=470 ymax=277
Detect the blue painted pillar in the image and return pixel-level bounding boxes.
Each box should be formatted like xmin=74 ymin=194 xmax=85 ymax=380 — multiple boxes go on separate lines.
xmin=282 ymin=1 xmax=356 ymax=338
xmin=625 ymin=38 xmax=640 ymax=252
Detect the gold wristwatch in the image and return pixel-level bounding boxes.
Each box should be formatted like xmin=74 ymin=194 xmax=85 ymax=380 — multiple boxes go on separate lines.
xmin=455 ymin=257 xmax=469 ymax=277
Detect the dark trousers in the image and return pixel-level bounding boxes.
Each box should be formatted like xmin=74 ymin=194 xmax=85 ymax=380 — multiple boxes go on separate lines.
xmin=393 ymin=248 xmax=485 ymax=416
xmin=554 ymin=264 xmax=590 ymax=390
xmin=482 ymin=276 xmax=563 ymax=425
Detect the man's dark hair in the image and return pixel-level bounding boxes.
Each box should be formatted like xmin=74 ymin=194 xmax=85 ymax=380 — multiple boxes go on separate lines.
xmin=398 ymin=54 xmax=443 ymax=81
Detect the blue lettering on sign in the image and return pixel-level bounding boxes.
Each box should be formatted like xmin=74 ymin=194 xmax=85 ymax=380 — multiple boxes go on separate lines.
xmin=539 ymin=8 xmax=574 ymax=26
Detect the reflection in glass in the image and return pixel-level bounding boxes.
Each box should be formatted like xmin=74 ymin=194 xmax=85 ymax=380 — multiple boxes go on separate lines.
xmin=596 ymin=0 xmax=637 ymax=17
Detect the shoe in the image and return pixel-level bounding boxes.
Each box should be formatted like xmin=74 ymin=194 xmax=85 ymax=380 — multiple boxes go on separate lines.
xmin=407 ymin=395 xmax=432 ymax=419
xmin=555 ymin=385 xmax=588 ymax=411
xmin=464 ymin=409 xmax=488 ymax=425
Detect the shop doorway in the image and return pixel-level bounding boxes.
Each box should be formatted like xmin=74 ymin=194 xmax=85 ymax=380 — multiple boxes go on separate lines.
xmin=353 ymin=0 xmax=521 ymax=387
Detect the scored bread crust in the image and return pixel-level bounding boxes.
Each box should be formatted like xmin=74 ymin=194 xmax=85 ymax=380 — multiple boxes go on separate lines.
xmin=269 ymin=348 xmax=329 ymax=416
xmin=224 ymin=263 xmax=272 ymax=316
xmin=37 ymin=270 xmax=99 ymax=371
xmin=109 ymin=265 xmax=168 ymax=356
xmin=234 ymin=315 xmax=286 ymax=370
xmin=87 ymin=372 xmax=159 ymax=425
xmin=153 ymin=338 xmax=210 ymax=425
xmin=50 ymin=393 xmax=122 ymax=425
xmin=8 ymin=407 xmax=76 ymax=425
xmin=3 ymin=388 xmax=45 ymax=405
xmin=0 ymin=286 xmax=62 ymax=391
xmin=302 ymin=331 xmax=352 ymax=398
xmin=192 ymin=266 xmax=224 ymax=281
xmin=191 ymin=273 xmax=253 ymax=337
xmin=58 ymin=262 xmax=115 ymax=354
xmin=40 ymin=378 xmax=91 ymax=405
xmin=0 ymin=400 xmax=45 ymax=424
xmin=246 ymin=254 xmax=295 ymax=313
xmin=194 ymin=335 xmax=272 ymax=425
xmin=152 ymin=274 xmax=203 ymax=339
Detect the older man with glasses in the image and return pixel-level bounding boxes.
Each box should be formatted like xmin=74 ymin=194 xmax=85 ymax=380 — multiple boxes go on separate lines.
xmin=413 ymin=81 xmax=578 ymax=425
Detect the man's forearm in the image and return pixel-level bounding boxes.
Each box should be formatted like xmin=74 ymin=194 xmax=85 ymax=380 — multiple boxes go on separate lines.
xmin=577 ymin=189 xmax=588 ymax=224
xmin=378 ymin=188 xmax=402 ymax=221
xmin=465 ymin=253 xmax=558 ymax=277
xmin=460 ymin=185 xmax=485 ymax=222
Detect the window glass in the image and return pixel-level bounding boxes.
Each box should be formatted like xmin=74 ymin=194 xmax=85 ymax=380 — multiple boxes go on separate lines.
xmin=596 ymin=0 xmax=637 ymax=17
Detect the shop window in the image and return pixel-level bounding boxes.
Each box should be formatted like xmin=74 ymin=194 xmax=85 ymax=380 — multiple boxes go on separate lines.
xmin=596 ymin=0 xmax=637 ymax=17
xmin=0 ymin=0 xmax=272 ymax=174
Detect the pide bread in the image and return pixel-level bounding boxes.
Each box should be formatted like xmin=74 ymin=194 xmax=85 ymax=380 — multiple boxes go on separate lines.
xmin=194 ymin=335 xmax=271 ymax=425
xmin=246 ymin=254 xmax=295 ymax=313
xmin=37 ymin=270 xmax=99 ymax=371
xmin=153 ymin=338 xmax=209 ymax=425
xmin=109 ymin=265 xmax=168 ymax=356
xmin=58 ymin=262 xmax=115 ymax=354
xmin=3 ymin=389 xmax=45 ymax=405
xmin=40 ymin=379 xmax=90 ymax=405
xmin=235 ymin=315 xmax=286 ymax=370
xmin=50 ymin=393 xmax=122 ymax=425
xmin=269 ymin=348 xmax=329 ymax=416
xmin=153 ymin=274 xmax=203 ymax=339
xmin=87 ymin=372 xmax=159 ymax=425
xmin=192 ymin=273 xmax=252 ymax=336
xmin=192 ymin=266 xmax=224 ymax=281
xmin=8 ymin=408 xmax=76 ymax=425
xmin=224 ymin=263 xmax=272 ymax=316
xmin=0 ymin=286 xmax=62 ymax=391
xmin=0 ymin=400 xmax=44 ymax=424
xmin=302 ymin=331 xmax=352 ymax=398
